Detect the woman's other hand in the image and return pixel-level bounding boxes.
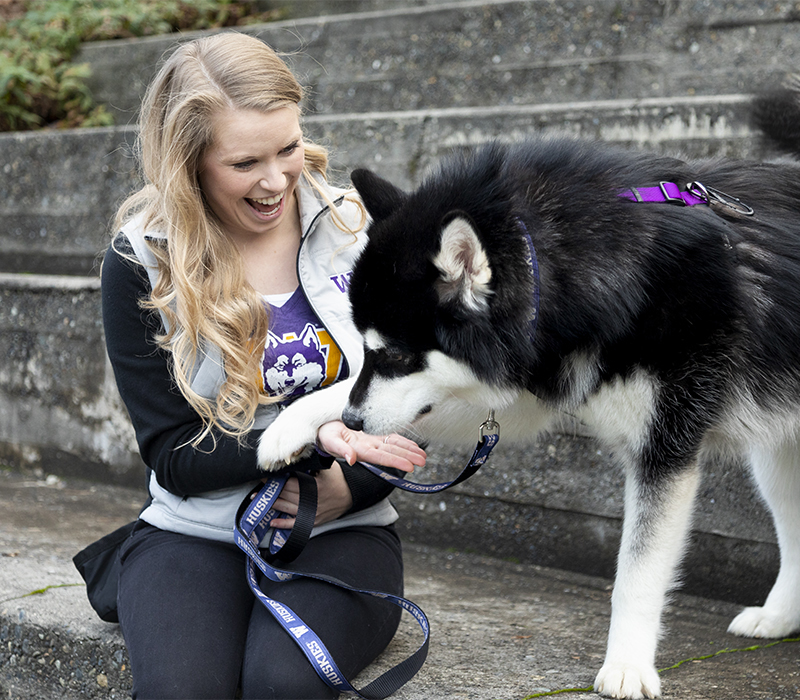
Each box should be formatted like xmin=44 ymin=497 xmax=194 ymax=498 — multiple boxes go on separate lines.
xmin=270 ymin=461 xmax=353 ymax=528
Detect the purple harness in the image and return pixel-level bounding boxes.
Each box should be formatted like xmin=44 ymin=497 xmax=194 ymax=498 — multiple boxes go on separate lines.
xmin=619 ymin=180 xmax=754 ymax=216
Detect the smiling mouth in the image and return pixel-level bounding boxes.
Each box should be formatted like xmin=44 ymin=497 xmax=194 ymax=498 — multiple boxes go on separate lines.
xmin=247 ymin=191 xmax=285 ymax=216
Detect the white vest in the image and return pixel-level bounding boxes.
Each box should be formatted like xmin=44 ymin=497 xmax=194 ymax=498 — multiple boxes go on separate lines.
xmin=120 ymin=178 xmax=397 ymax=543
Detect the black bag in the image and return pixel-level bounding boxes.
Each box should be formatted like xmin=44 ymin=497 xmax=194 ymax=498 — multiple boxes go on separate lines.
xmin=73 ymin=520 xmax=137 ymax=623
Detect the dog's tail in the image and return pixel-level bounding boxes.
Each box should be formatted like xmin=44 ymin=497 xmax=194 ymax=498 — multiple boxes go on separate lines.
xmin=751 ymin=75 xmax=800 ymax=157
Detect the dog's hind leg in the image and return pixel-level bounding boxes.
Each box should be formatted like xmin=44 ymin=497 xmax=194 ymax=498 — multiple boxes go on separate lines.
xmin=728 ymin=441 xmax=800 ymax=638
xmin=594 ymin=462 xmax=701 ymax=699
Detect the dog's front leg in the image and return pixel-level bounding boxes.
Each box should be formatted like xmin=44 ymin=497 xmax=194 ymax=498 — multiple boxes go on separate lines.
xmin=257 ymin=378 xmax=355 ymax=471
xmin=594 ymin=463 xmax=701 ymax=699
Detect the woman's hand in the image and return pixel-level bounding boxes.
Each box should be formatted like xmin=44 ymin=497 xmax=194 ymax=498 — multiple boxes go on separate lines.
xmin=268 ymin=421 xmax=426 ymax=530
xmin=315 ymin=420 xmax=427 ymax=472
xmin=270 ymin=460 xmax=353 ymax=529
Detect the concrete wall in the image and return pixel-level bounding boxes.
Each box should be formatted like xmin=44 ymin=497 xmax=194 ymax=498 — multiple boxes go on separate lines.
xmin=0 ymin=127 xmax=139 ymax=276
xmin=0 ymin=274 xmax=143 ymax=485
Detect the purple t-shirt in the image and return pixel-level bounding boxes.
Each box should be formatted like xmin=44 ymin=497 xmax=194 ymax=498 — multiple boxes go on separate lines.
xmin=260 ymin=288 xmax=345 ymax=404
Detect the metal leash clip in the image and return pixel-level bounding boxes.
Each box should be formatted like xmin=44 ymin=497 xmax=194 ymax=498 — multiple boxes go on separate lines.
xmin=686 ymin=181 xmax=755 ymax=216
xmin=480 ymin=409 xmax=500 ymax=440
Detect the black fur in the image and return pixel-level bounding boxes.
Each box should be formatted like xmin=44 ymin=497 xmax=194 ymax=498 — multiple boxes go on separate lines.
xmin=348 ymin=138 xmax=800 ymax=486
xmin=751 ymin=76 xmax=800 ymax=158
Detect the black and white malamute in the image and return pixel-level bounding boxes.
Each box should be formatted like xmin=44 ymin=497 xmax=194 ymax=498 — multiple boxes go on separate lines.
xmin=259 ymin=87 xmax=800 ymax=698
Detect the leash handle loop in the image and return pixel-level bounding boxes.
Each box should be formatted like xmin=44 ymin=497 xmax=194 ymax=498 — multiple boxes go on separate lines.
xmin=265 ymin=471 xmax=317 ymax=563
xmin=234 ymin=413 xmax=500 ymax=696
xmin=235 ymin=478 xmax=430 ymax=699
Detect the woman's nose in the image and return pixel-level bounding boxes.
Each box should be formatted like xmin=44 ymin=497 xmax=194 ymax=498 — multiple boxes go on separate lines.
xmin=258 ymin=165 xmax=286 ymax=193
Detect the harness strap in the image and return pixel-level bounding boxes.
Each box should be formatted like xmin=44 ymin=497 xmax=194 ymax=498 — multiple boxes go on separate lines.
xmin=618 ymin=180 xmax=755 ymax=216
xmin=518 ymin=220 xmax=541 ymax=341
xmin=619 ymin=181 xmax=708 ymax=207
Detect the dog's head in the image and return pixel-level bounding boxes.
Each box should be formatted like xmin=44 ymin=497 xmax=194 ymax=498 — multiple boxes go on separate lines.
xmin=342 ymin=158 xmax=535 ymax=439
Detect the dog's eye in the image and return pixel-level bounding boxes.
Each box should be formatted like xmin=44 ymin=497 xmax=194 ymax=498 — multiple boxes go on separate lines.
xmin=381 ymin=348 xmax=421 ymax=369
xmin=370 ymin=347 xmax=424 ymax=378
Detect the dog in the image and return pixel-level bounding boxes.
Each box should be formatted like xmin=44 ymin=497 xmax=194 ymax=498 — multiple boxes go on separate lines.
xmin=258 ymin=87 xmax=800 ymax=698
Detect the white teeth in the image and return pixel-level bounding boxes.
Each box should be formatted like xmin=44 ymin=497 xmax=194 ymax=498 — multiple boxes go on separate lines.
xmin=251 ymin=192 xmax=284 ymax=206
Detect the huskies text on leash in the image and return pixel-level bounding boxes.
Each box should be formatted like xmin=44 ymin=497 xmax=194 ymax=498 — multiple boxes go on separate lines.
xmin=258 ymin=90 xmax=800 ymax=698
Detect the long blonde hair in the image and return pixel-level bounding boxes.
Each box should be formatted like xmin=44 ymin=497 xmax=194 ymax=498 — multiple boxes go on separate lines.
xmin=114 ymin=32 xmax=351 ymax=447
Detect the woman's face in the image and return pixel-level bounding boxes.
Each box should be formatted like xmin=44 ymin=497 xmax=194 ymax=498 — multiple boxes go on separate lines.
xmin=199 ymin=106 xmax=305 ymax=242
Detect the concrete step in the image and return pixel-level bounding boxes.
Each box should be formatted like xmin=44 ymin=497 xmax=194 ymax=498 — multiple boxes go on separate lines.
xmin=305 ymin=93 xmax=762 ymax=190
xmin=1 ymin=468 xmax=796 ymax=700
xmin=0 ymin=94 xmax=765 ymax=275
xmin=5 ymin=0 xmax=797 ymax=275
xmin=77 ymin=0 xmax=800 ymax=123
xmin=262 ymin=0 xmax=461 ymax=19
xmin=0 ymin=127 xmax=138 ymax=276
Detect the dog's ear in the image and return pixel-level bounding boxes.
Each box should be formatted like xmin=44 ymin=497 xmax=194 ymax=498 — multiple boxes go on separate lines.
xmin=350 ymin=168 xmax=408 ymax=221
xmin=432 ymin=216 xmax=493 ymax=314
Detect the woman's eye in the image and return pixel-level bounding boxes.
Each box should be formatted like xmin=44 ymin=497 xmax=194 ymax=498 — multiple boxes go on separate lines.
xmin=281 ymin=141 xmax=300 ymax=155
xmin=233 ymin=160 xmax=256 ymax=170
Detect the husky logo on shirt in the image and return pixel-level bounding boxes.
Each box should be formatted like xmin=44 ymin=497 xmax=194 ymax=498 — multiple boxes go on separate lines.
xmin=262 ymin=323 xmax=342 ymax=401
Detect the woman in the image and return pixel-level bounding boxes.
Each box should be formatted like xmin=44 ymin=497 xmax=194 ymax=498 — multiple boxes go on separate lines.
xmin=101 ymin=31 xmax=425 ymax=699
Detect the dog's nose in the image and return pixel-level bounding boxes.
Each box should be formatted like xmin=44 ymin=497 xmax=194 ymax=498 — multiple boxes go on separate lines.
xmin=342 ymin=406 xmax=364 ymax=431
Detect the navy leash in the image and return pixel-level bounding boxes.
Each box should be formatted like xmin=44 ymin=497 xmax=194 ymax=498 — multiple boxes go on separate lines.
xmin=234 ymin=412 xmax=501 ymax=697
xmin=354 ymin=410 xmax=499 ymax=493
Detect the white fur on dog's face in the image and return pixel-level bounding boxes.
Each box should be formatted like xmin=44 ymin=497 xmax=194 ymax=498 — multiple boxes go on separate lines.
xmin=364 ymin=328 xmax=388 ymax=352
xmin=346 ymin=334 xmax=521 ymax=440
xmin=346 ymin=347 xmax=474 ymax=437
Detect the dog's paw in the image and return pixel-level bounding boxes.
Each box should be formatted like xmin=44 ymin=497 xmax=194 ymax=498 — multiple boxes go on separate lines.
xmin=594 ymin=662 xmax=661 ymax=699
xmin=257 ymin=415 xmax=317 ymax=472
xmin=728 ymin=606 xmax=800 ymax=638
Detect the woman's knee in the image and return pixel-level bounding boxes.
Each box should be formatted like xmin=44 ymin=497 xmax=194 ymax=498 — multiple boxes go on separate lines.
xmin=240 ymin=653 xmax=338 ymax=700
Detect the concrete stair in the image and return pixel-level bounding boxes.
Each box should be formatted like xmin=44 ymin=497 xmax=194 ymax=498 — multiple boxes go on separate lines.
xmin=80 ymin=0 xmax=800 ymax=119
xmin=0 ymin=6 xmax=797 ymax=685
xmin=4 ymin=0 xmax=797 ymax=276
xmin=4 ymin=1 xmax=800 ymax=697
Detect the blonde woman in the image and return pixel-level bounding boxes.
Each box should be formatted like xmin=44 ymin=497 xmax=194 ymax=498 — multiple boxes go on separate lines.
xmin=101 ymin=32 xmax=425 ymax=699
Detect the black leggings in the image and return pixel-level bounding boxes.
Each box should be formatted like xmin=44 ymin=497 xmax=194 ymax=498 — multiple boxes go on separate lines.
xmin=117 ymin=521 xmax=404 ymax=699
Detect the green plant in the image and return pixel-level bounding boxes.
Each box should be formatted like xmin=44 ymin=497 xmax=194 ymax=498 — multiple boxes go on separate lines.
xmin=0 ymin=0 xmax=283 ymax=131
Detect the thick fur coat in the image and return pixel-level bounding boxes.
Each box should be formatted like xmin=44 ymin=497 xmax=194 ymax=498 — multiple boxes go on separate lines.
xmin=258 ymin=86 xmax=800 ymax=699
